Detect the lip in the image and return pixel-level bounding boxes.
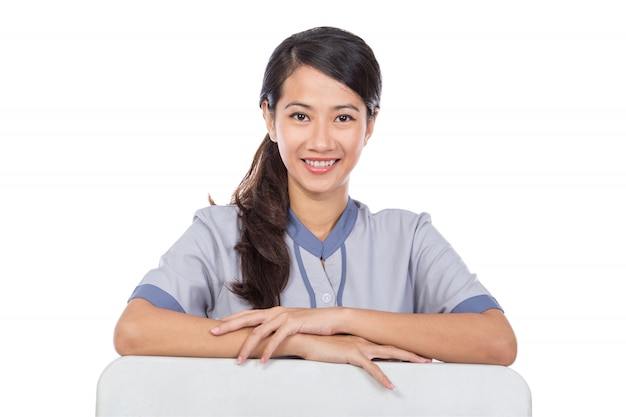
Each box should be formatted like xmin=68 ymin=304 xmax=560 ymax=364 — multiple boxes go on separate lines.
xmin=301 ymin=158 xmax=339 ymax=174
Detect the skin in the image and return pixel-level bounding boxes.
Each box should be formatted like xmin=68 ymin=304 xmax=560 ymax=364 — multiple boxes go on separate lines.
xmin=262 ymin=65 xmax=377 ymax=240
xmin=114 ymin=65 xmax=517 ymax=390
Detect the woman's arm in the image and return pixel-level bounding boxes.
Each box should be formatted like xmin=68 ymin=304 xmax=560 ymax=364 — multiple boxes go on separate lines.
xmin=114 ymin=298 xmax=256 ymax=358
xmin=341 ymin=308 xmax=517 ymax=365
xmin=212 ymin=307 xmax=517 ymax=366
xmin=114 ymin=299 xmax=429 ymax=389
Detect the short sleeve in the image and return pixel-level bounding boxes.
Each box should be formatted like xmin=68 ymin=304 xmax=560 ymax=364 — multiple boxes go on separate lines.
xmin=411 ymin=214 xmax=502 ymax=314
xmin=128 ymin=206 xmax=240 ymax=317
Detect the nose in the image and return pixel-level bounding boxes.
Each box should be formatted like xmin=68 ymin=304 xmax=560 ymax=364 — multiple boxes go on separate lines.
xmin=308 ymin=119 xmax=335 ymax=152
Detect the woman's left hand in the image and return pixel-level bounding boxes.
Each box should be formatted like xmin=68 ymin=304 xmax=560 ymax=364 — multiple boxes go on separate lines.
xmin=211 ymin=306 xmax=346 ymax=363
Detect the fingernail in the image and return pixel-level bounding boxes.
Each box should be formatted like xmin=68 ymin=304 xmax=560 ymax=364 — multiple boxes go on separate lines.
xmin=236 ymin=356 xmax=244 ymax=365
xmin=210 ymin=327 xmax=220 ymax=335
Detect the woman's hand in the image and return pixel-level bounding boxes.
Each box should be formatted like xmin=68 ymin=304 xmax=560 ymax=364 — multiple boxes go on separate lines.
xmin=211 ymin=306 xmax=347 ymax=363
xmin=287 ymin=334 xmax=431 ymax=390
xmin=210 ymin=307 xmax=432 ymax=389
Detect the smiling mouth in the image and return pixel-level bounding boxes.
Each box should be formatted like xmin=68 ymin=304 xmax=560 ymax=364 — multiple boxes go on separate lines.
xmin=303 ymin=159 xmax=338 ymax=168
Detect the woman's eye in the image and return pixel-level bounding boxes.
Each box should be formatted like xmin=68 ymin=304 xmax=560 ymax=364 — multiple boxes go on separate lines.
xmin=336 ymin=114 xmax=353 ymax=122
xmin=291 ymin=113 xmax=308 ymax=121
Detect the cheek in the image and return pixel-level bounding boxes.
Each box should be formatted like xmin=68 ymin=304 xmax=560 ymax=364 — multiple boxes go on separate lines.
xmin=275 ymin=137 xmax=299 ymax=170
xmin=274 ymin=120 xmax=295 ymax=142
xmin=344 ymin=130 xmax=368 ymax=153
xmin=275 ymin=125 xmax=302 ymax=153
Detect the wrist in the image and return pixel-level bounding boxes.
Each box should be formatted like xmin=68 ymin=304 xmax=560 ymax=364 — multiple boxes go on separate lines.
xmin=274 ymin=333 xmax=312 ymax=359
xmin=333 ymin=306 xmax=353 ymax=335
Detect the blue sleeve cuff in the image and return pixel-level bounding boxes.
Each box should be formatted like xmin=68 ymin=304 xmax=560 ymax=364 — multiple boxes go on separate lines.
xmin=129 ymin=284 xmax=186 ymax=313
xmin=451 ymin=294 xmax=503 ymax=313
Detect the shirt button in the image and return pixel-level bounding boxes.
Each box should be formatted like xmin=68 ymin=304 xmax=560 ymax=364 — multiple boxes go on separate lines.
xmin=321 ymin=293 xmax=333 ymax=304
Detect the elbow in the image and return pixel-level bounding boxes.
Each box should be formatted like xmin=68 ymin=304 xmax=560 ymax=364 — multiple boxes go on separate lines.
xmin=479 ymin=310 xmax=517 ymax=366
xmin=487 ymin=330 xmax=517 ymax=366
xmin=113 ymin=317 xmax=143 ymax=356
xmin=114 ymin=299 xmax=158 ymax=356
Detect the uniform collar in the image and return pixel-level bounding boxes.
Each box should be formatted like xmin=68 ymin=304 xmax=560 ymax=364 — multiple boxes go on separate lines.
xmin=286 ymin=197 xmax=358 ymax=260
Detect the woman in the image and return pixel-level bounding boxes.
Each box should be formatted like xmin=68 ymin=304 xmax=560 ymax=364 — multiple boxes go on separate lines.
xmin=114 ymin=26 xmax=517 ymax=390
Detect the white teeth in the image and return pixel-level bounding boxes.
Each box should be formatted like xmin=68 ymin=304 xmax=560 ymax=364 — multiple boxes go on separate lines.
xmin=304 ymin=159 xmax=337 ymax=168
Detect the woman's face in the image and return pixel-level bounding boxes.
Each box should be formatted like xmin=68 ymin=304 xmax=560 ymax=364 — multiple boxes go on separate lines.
xmin=263 ymin=65 xmax=377 ymax=202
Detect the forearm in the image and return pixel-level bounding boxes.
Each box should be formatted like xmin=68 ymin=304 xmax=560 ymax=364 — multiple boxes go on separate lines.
xmin=114 ymin=298 xmax=298 ymax=359
xmin=338 ymin=308 xmax=517 ymax=365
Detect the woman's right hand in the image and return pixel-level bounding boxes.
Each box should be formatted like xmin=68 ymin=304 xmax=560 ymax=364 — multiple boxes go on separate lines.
xmin=290 ymin=334 xmax=431 ymax=390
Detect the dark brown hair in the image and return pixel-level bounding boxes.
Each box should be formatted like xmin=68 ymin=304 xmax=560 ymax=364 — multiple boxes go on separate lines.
xmin=230 ymin=27 xmax=382 ymax=308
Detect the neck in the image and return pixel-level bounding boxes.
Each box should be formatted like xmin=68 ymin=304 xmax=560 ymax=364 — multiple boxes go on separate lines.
xmin=289 ymin=186 xmax=349 ymax=242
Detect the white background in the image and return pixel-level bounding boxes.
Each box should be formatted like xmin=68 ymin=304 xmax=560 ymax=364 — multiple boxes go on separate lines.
xmin=1 ymin=1 xmax=625 ymax=415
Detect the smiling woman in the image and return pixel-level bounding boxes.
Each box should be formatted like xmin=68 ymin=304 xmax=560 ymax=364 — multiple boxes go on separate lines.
xmin=262 ymin=65 xmax=374 ymax=236
xmin=113 ymin=26 xmax=517 ymax=390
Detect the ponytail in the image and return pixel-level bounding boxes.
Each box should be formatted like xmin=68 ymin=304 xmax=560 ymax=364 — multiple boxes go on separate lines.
xmin=230 ymin=135 xmax=290 ymax=308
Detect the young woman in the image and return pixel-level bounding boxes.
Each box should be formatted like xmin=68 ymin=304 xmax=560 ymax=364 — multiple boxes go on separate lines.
xmin=114 ymin=26 xmax=517 ymax=390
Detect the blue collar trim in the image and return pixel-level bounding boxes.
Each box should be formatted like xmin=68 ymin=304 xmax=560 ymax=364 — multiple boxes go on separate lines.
xmin=286 ymin=198 xmax=358 ymax=260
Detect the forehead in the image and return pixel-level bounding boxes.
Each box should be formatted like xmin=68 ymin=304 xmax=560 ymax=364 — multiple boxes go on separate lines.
xmin=278 ymin=66 xmax=365 ymax=109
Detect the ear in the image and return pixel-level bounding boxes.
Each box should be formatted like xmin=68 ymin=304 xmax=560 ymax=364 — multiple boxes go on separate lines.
xmin=364 ymin=108 xmax=379 ymax=146
xmin=261 ymin=100 xmax=277 ymax=142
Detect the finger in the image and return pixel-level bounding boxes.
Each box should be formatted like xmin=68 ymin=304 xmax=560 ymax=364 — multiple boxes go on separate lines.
xmin=211 ymin=312 xmax=269 ymax=335
xmin=260 ymin=325 xmax=298 ymax=362
xmin=351 ymin=356 xmax=395 ymax=390
xmin=370 ymin=345 xmax=431 ymax=364
xmin=237 ymin=318 xmax=286 ymax=362
xmin=219 ymin=310 xmax=257 ymax=321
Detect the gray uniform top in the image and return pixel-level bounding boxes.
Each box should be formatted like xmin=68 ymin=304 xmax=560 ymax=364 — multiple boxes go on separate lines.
xmin=129 ymin=198 xmax=501 ymax=318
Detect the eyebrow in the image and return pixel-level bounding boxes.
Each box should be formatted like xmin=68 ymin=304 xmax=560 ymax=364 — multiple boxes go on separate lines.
xmin=283 ymin=101 xmax=362 ymax=112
